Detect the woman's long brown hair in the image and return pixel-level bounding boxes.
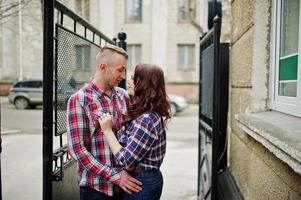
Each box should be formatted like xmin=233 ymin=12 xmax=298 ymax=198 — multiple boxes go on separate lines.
xmin=124 ymin=64 xmax=171 ymax=127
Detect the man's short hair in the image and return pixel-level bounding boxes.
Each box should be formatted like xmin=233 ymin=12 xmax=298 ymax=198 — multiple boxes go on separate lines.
xmin=99 ymin=44 xmax=128 ymax=59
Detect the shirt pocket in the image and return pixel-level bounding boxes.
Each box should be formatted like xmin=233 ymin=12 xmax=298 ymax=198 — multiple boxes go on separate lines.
xmin=88 ymin=102 xmax=108 ymax=130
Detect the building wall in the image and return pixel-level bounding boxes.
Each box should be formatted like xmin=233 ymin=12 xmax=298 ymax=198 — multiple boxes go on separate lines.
xmin=0 ymin=1 xmax=43 ymax=81
xmin=0 ymin=0 xmax=230 ymax=102
xmin=114 ymin=0 xmax=152 ymax=69
xmin=165 ymin=0 xmax=200 ymax=84
xmin=229 ymin=0 xmax=301 ymax=199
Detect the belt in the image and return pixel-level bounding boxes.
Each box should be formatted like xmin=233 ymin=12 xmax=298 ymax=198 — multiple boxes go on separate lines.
xmin=130 ymin=168 xmax=159 ymax=174
xmin=130 ymin=168 xmax=144 ymax=173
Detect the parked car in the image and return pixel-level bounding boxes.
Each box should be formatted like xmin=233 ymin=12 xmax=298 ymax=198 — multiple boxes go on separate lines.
xmin=8 ymin=79 xmax=76 ymax=110
xmin=8 ymin=79 xmax=43 ymax=109
xmin=8 ymin=80 xmax=189 ymax=114
xmin=168 ymin=94 xmax=188 ymax=116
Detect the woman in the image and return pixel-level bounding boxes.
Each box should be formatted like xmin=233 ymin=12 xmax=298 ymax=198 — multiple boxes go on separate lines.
xmin=99 ymin=64 xmax=171 ymax=200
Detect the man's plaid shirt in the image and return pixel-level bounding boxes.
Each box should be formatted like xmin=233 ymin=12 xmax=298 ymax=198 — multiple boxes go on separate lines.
xmin=67 ymin=79 xmax=129 ymax=196
xmin=115 ymin=112 xmax=166 ymax=171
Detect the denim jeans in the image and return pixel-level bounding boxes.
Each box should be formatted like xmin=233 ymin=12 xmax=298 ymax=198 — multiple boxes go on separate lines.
xmin=80 ymin=186 xmax=123 ymax=200
xmin=122 ymin=170 xmax=163 ymax=200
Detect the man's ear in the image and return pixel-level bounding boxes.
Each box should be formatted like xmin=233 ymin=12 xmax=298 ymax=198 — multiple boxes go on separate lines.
xmin=99 ymin=63 xmax=106 ymax=71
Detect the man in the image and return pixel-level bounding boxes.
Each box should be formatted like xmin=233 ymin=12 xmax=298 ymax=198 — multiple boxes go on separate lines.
xmin=67 ymin=45 xmax=142 ymax=200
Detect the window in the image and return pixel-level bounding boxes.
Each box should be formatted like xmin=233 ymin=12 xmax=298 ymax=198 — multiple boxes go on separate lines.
xmin=27 ymin=81 xmax=42 ymax=88
xmin=178 ymin=0 xmax=196 ymax=22
xmin=75 ymin=0 xmax=90 ymax=20
xmin=126 ymin=0 xmax=142 ymax=23
xmin=75 ymin=45 xmax=91 ymax=70
xmin=127 ymin=44 xmax=142 ymax=69
xmin=271 ymin=0 xmax=301 ymax=116
xmin=178 ymin=45 xmax=194 ymax=70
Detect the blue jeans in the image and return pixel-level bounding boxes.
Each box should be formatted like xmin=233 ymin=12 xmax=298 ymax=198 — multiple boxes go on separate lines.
xmin=80 ymin=186 xmax=123 ymax=200
xmin=122 ymin=170 xmax=163 ymax=200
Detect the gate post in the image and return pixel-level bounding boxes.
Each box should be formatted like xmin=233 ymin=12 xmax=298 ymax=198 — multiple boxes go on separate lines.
xmin=43 ymin=0 xmax=54 ymax=199
xmin=117 ymin=32 xmax=127 ymax=89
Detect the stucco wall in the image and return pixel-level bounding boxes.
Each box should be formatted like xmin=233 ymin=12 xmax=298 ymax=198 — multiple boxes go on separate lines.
xmin=230 ymin=0 xmax=301 ymax=199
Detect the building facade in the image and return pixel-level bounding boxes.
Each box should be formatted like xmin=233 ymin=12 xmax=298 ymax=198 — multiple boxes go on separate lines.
xmin=0 ymin=0 xmax=212 ymax=101
xmin=84 ymin=0 xmax=208 ymax=102
xmin=229 ymin=0 xmax=301 ymax=199
xmin=0 ymin=0 xmax=43 ymax=85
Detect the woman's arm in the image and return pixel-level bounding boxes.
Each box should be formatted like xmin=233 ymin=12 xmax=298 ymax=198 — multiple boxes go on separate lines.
xmin=98 ymin=113 xmax=122 ymax=155
xmin=99 ymin=113 xmax=158 ymax=169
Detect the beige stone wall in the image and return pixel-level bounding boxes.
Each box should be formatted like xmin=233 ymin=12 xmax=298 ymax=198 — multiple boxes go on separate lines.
xmin=230 ymin=0 xmax=301 ymax=199
xmin=230 ymin=130 xmax=301 ymax=199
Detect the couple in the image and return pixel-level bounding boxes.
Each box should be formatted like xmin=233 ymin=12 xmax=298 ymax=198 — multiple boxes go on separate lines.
xmin=67 ymin=45 xmax=171 ymax=200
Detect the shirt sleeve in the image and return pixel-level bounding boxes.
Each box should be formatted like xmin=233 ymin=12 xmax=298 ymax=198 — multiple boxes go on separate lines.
xmin=66 ymin=95 xmax=121 ymax=184
xmin=114 ymin=116 xmax=158 ymax=169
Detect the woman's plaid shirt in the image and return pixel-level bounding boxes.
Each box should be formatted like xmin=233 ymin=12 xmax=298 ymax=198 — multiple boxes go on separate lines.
xmin=67 ymin=80 xmax=129 ymax=196
xmin=115 ymin=112 xmax=166 ymax=170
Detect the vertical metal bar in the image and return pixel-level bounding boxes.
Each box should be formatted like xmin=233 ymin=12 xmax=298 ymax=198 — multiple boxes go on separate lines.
xmin=43 ymin=0 xmax=54 ymax=199
xmin=113 ymin=37 xmax=117 ymax=45
xmin=54 ymin=25 xmax=58 ymax=138
xmin=84 ymin=27 xmax=87 ymax=38
xmin=197 ymin=35 xmax=202 ymax=198
xmin=117 ymin=32 xmax=127 ymax=89
xmin=74 ymin=20 xmax=76 ymax=32
xmin=60 ymin=11 xmax=64 ymax=25
xmin=92 ymin=32 xmax=95 ymax=42
xmin=211 ymin=15 xmax=221 ymax=200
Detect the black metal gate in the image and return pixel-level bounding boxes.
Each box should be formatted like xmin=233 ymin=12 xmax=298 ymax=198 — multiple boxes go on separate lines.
xmin=197 ymin=0 xmax=231 ymax=198
xmin=43 ymin=1 xmax=126 ymax=199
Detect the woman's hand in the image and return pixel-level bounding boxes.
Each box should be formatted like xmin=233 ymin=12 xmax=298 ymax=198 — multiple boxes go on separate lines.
xmin=98 ymin=113 xmax=113 ymax=133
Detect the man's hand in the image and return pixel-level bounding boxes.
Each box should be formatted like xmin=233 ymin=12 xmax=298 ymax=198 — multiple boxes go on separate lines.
xmin=119 ymin=171 xmax=142 ymax=194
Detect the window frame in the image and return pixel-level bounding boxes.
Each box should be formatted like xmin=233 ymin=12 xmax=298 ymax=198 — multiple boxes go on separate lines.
xmin=177 ymin=44 xmax=195 ymax=71
xmin=177 ymin=0 xmax=196 ymax=23
xmin=125 ymin=0 xmax=142 ymax=23
xmin=127 ymin=44 xmax=142 ymax=69
xmin=270 ymin=0 xmax=301 ymax=117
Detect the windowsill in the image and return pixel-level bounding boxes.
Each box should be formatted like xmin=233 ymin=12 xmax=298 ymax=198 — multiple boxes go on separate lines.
xmin=235 ymin=111 xmax=301 ymax=175
xmin=177 ymin=68 xmax=195 ymax=71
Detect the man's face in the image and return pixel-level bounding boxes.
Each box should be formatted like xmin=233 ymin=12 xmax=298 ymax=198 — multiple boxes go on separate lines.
xmin=103 ymin=54 xmax=127 ymax=87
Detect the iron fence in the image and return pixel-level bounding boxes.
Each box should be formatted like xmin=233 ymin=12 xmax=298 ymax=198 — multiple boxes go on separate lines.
xmin=43 ymin=1 xmax=125 ymax=199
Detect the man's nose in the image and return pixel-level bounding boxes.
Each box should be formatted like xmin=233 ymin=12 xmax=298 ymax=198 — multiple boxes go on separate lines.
xmin=121 ymin=71 xmax=126 ymax=80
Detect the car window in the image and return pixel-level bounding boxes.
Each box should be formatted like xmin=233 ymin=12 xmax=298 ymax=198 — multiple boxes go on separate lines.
xmin=26 ymin=81 xmax=43 ymax=88
xmin=14 ymin=82 xmax=23 ymax=88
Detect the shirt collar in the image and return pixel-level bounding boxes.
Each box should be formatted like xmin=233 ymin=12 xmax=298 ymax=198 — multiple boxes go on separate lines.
xmin=88 ymin=78 xmax=117 ymax=97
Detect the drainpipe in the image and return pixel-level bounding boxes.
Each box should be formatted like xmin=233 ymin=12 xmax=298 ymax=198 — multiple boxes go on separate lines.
xmin=18 ymin=0 xmax=23 ymax=81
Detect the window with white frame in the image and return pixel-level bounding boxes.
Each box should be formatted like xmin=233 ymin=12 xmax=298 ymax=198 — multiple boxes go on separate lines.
xmin=178 ymin=0 xmax=196 ymax=22
xmin=178 ymin=44 xmax=195 ymax=70
xmin=126 ymin=0 xmax=142 ymax=23
xmin=127 ymin=44 xmax=142 ymax=69
xmin=272 ymin=0 xmax=301 ymax=117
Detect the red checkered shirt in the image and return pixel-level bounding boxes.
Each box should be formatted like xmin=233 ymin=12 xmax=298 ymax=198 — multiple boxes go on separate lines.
xmin=67 ymin=79 xmax=129 ymax=196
